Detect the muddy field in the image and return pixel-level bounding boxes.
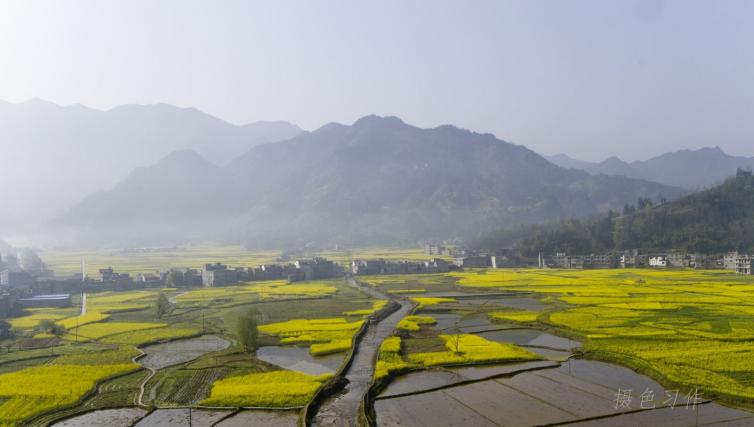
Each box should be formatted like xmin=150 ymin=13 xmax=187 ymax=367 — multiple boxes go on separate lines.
xmin=53 ymin=408 xmax=148 ymax=427
xmin=256 ymin=346 xmax=344 ymax=375
xmin=214 ymin=410 xmax=299 ymax=427
xmin=134 ymin=409 xmax=230 ymax=426
xmin=139 ymin=335 xmax=231 ymax=370
xmin=375 ymin=359 xmax=754 ymax=426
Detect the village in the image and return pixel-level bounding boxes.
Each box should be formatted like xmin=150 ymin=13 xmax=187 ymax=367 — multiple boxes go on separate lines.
xmin=1 ymin=244 xmax=753 ymax=317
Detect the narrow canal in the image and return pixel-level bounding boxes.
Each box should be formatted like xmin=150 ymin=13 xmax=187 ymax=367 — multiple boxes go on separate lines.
xmin=311 ymin=278 xmax=414 ymax=427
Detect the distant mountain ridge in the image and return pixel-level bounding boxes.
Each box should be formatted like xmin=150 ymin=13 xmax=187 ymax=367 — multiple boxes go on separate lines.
xmin=55 ymin=115 xmax=683 ymax=247
xmin=0 ymin=99 xmax=301 ymax=231
xmin=546 ymin=147 xmax=754 ymax=189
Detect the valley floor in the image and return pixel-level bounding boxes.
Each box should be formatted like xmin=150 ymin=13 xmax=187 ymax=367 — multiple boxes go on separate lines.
xmin=2 ymin=252 xmax=754 ymax=426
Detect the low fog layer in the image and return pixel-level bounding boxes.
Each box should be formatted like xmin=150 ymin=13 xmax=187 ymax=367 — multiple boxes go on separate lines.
xmin=0 ymin=100 xmax=300 ymax=233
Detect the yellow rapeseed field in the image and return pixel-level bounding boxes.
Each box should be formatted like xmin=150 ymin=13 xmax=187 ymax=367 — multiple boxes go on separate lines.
xmin=409 ymin=297 xmax=456 ymax=309
xmin=450 ymin=268 xmax=754 ymax=401
xmin=201 ymin=370 xmax=331 ymax=407
xmin=396 ymin=315 xmax=436 ymax=332
xmin=0 ymin=363 xmax=137 ymax=425
xmin=259 ymin=318 xmax=363 ymax=356
xmin=375 ymin=334 xmax=538 ymax=380
xmin=68 ymin=322 xmax=166 ymax=340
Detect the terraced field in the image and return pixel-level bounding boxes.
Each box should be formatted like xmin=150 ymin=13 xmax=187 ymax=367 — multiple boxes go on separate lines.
xmin=0 ymin=275 xmax=387 ymax=426
xmin=362 ymin=268 xmax=754 ymax=421
xmin=5 ymin=247 xmax=754 ymax=426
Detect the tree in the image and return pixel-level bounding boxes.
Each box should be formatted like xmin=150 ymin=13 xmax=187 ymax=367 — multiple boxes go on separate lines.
xmin=0 ymin=320 xmax=13 ymax=340
xmin=36 ymin=319 xmax=65 ymax=336
xmin=237 ymin=309 xmax=259 ymax=353
xmin=155 ymin=293 xmax=172 ymax=318
xmin=164 ymin=271 xmax=178 ymax=288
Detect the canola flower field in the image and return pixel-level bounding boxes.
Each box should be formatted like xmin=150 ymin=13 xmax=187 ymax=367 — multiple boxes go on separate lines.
xmin=374 ymin=334 xmax=539 ymax=380
xmin=9 ymin=245 xmax=754 ymax=424
xmin=449 ymin=268 xmax=754 ymax=403
xmin=201 ymin=370 xmax=332 ymax=407
xmin=259 ymin=317 xmax=365 ymax=356
xmin=0 ymin=278 xmax=361 ymax=425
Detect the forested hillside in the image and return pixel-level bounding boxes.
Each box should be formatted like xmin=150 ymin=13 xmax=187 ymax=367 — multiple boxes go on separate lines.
xmin=477 ymin=169 xmax=754 ymax=255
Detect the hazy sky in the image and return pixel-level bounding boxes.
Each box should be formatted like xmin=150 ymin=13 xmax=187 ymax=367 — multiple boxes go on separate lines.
xmin=0 ymin=0 xmax=752 ymax=161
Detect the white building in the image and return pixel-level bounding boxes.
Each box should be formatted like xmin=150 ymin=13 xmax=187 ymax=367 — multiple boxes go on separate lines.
xmin=649 ymin=256 xmax=668 ymax=267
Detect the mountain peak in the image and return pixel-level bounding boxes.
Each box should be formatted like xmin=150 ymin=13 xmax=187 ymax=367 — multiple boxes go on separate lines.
xmin=352 ymin=114 xmax=406 ymax=129
xmin=158 ymin=149 xmax=216 ymax=167
xmin=18 ymin=98 xmax=60 ymax=109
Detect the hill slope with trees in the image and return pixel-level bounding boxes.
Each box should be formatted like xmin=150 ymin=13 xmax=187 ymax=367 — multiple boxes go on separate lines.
xmin=477 ymin=169 xmax=754 ymax=255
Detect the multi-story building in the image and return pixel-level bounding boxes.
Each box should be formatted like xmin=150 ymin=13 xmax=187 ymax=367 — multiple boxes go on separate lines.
xmin=453 ymin=255 xmax=492 ymax=268
xmin=583 ymin=254 xmax=618 ymax=269
xmin=294 ymin=258 xmax=338 ymax=280
xmin=736 ymin=255 xmax=753 ymax=275
xmin=202 ymin=263 xmax=239 ymax=287
xmin=724 ymin=252 xmax=740 ymax=270
xmin=667 ymin=252 xmax=690 ymax=268
xmin=649 ymin=255 xmax=668 ymax=267
xmin=551 ymin=253 xmax=584 ymax=269
xmin=424 ymin=244 xmax=445 ymax=256
xmin=0 ymin=270 xmax=35 ymax=288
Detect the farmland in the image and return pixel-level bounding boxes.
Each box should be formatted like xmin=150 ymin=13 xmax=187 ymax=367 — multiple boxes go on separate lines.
xmin=38 ymin=246 xmax=440 ymax=277
xmin=0 ymin=273 xmax=379 ymax=426
xmin=2 ymin=245 xmax=754 ymax=425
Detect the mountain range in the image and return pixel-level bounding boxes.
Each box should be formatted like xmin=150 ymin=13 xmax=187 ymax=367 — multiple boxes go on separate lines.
xmin=0 ymin=99 xmax=301 ymax=231
xmin=546 ymin=147 xmax=754 ymax=189
xmin=54 ymin=115 xmax=683 ymax=248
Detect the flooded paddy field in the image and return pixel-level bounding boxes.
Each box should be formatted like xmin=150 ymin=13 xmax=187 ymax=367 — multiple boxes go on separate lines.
xmin=256 ymin=345 xmax=343 ymax=375
xmin=214 ymin=410 xmax=299 ymax=427
xmin=378 ymin=360 xmax=559 ymax=398
xmin=429 ymin=312 xmax=498 ymax=333
xmin=52 ymin=408 xmax=149 ymax=426
xmin=139 ymin=335 xmax=231 ymax=370
xmin=134 ymin=409 xmax=230 ymax=426
xmin=375 ymin=359 xmax=754 ymax=426
xmin=478 ymin=329 xmax=578 ymax=360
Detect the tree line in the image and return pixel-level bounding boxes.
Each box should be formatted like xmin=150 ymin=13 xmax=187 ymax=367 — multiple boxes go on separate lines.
xmin=475 ymin=170 xmax=754 ymax=256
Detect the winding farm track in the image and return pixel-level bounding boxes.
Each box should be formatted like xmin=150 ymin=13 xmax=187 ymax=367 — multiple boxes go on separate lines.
xmin=134 ymin=348 xmax=156 ymax=407
xmin=311 ymin=277 xmax=414 ymax=427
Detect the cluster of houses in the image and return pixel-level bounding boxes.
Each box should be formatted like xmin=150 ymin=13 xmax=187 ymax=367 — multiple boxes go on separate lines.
xmin=95 ymin=257 xmax=343 ymax=289
xmin=351 ymin=251 xmax=516 ymax=276
xmin=542 ymin=250 xmax=754 ymax=275
xmin=0 ymin=250 xmax=72 ymax=315
xmin=424 ymin=244 xmax=464 ymax=257
xmin=5 ymin=243 xmax=753 ymax=318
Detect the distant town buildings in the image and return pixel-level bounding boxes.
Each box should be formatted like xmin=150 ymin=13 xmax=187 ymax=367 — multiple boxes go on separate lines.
xmin=351 ymin=258 xmax=455 ymax=276
xmin=538 ymin=250 xmax=744 ymax=272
